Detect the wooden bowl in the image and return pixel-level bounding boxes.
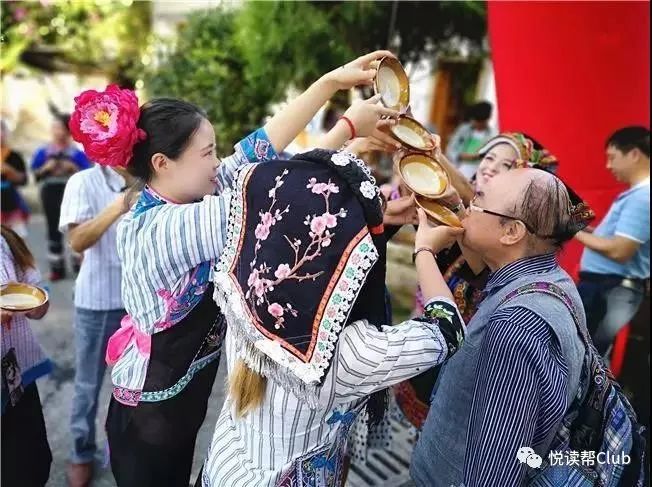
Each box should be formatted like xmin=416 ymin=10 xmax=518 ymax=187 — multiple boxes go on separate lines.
xmin=416 ymin=196 xmax=463 ymax=228
xmin=0 ymin=282 xmax=49 ymax=311
xmin=374 ymin=57 xmax=410 ymax=112
xmin=389 ymin=116 xmax=434 ymax=152
xmin=398 ymin=153 xmax=449 ymax=199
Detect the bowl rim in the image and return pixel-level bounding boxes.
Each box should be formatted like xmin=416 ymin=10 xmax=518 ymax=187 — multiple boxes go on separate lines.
xmin=398 ymin=153 xmax=449 ymax=198
xmin=0 ymin=281 xmax=49 ymax=311
xmin=415 ymin=196 xmax=463 ymax=228
xmin=374 ymin=56 xmax=410 ymax=112
xmin=389 ymin=115 xmax=435 ymax=152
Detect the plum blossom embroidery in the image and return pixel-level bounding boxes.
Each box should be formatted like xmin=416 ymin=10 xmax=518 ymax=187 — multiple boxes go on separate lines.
xmin=360 ymin=180 xmax=378 ymax=200
xmin=253 ymin=172 xmax=289 ymax=242
xmin=245 ymin=171 xmax=348 ymax=329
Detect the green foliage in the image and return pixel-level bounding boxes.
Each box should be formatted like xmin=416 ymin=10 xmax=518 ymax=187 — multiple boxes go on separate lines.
xmin=146 ymin=1 xmax=486 ymax=153
xmin=311 ymin=1 xmax=488 ymax=62
xmin=145 ymin=10 xmax=254 ymax=154
xmin=1 ymin=0 xmax=151 ymax=83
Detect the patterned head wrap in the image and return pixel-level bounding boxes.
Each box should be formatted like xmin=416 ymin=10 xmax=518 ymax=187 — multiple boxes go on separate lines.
xmin=213 ymin=149 xmax=388 ymax=406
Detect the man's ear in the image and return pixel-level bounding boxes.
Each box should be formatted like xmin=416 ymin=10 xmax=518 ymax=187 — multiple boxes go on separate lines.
xmin=499 ymin=220 xmax=528 ymax=246
xmin=630 ymin=147 xmax=646 ymax=164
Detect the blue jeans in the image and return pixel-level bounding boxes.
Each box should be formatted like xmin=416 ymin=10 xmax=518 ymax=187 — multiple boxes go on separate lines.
xmin=70 ymin=307 xmax=124 ymax=464
xmin=578 ymin=280 xmax=644 ymax=356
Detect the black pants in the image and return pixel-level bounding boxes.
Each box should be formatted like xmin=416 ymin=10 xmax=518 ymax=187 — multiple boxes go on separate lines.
xmin=107 ymin=400 xmax=197 ymax=487
xmin=106 ymin=360 xmax=219 ymax=487
xmin=39 ymin=181 xmax=67 ymax=273
xmin=1 ymin=383 xmax=52 ymax=487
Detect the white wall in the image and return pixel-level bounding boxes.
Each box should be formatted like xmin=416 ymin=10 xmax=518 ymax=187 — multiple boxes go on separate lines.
xmin=475 ymin=58 xmax=499 ymax=131
xmin=1 ymin=71 xmax=107 ymax=157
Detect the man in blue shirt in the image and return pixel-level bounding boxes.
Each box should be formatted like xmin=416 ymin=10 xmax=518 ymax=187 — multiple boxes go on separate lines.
xmin=575 ymin=126 xmax=650 ymax=356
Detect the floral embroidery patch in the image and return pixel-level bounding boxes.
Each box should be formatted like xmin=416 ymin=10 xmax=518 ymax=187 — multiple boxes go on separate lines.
xmin=213 ymin=159 xmax=381 ymax=389
xmin=245 ymin=170 xmax=350 ymax=330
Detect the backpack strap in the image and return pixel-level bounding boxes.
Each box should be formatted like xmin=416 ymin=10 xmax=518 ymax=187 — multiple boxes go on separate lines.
xmin=502 ymin=283 xmax=646 ymax=487
xmin=499 ymin=281 xmax=591 ymax=348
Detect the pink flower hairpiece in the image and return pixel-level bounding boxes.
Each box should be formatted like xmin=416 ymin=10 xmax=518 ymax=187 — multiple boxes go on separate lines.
xmin=69 ymin=84 xmax=147 ymax=168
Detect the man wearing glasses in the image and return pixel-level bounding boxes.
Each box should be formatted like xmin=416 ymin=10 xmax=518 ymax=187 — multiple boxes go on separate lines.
xmin=411 ymin=168 xmax=590 ymax=487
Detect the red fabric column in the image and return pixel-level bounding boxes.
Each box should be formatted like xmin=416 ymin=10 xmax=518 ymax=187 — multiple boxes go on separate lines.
xmin=488 ymin=1 xmax=650 ymax=275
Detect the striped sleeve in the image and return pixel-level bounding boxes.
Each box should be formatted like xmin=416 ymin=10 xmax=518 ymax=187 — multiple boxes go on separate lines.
xmin=145 ymin=192 xmax=231 ymax=275
xmin=463 ymin=307 xmax=568 ymax=487
xmin=0 ymin=238 xmax=15 ymax=284
xmin=59 ymin=172 xmax=94 ymax=232
xmin=334 ymin=297 xmax=462 ymax=401
xmin=215 ymin=127 xmax=278 ymax=193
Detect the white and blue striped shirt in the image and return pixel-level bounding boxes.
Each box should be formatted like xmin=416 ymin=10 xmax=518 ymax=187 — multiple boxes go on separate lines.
xmin=111 ymin=129 xmax=277 ymax=398
xmin=202 ymin=298 xmax=463 ymax=487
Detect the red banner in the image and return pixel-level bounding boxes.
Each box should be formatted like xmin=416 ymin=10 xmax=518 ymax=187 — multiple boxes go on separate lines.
xmin=488 ymin=1 xmax=650 ymax=275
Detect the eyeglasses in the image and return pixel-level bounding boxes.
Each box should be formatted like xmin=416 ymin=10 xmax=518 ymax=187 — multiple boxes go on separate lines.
xmin=469 ymin=196 xmax=537 ymax=234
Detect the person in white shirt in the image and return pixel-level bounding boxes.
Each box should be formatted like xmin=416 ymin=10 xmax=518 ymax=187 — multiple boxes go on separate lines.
xmin=59 ymin=164 xmax=133 ymax=486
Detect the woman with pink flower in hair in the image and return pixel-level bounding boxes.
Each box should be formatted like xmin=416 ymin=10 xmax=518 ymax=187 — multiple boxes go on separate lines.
xmin=69 ymin=51 xmax=400 ymax=486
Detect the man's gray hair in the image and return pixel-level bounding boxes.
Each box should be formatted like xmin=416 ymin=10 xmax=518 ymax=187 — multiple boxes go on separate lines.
xmin=508 ymin=173 xmax=576 ymax=251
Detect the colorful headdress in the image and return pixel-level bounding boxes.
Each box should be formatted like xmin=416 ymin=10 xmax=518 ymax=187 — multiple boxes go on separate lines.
xmin=213 ymin=149 xmax=387 ymax=405
xmin=554 ymin=175 xmax=595 ymax=240
xmin=478 ymin=132 xmax=559 ymax=171
xmin=69 ymin=84 xmax=146 ymax=168
xmin=477 ymin=132 xmax=594 ymax=239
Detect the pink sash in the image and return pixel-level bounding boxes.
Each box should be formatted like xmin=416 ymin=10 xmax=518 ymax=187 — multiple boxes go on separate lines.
xmin=105 ymin=314 xmax=152 ymax=365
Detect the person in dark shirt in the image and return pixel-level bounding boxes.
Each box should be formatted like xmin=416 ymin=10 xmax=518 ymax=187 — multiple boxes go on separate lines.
xmin=30 ymin=113 xmax=92 ymax=280
xmin=1 ymin=121 xmax=30 ymax=238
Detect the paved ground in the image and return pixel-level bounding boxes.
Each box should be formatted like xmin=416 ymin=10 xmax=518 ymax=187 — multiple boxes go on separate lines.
xmin=25 ymin=215 xmax=226 ymax=487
